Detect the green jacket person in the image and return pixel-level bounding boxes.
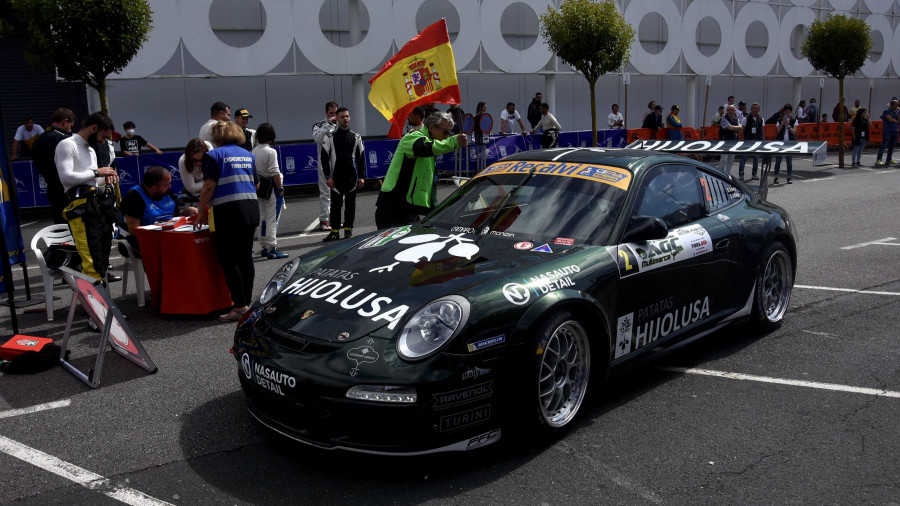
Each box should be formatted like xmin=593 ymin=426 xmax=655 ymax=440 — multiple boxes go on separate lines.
xmin=375 ymin=111 xmax=468 ymax=229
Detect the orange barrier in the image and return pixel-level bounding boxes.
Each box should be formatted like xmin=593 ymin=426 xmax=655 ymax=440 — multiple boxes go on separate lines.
xmin=626 ymin=128 xmax=653 ymax=142
xmin=700 ymin=126 xmax=720 ymax=140
xmin=870 ymin=120 xmax=883 ymax=144
xmin=795 ymin=123 xmax=817 ymax=141
xmin=764 ymin=124 xmax=777 ymax=139
xmin=683 ymin=127 xmax=700 ymax=140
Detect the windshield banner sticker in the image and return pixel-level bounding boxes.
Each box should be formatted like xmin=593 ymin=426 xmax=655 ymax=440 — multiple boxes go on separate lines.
xmin=369 ymin=233 xmax=480 ymax=273
xmin=474 ymin=161 xmax=631 ymax=190
xmin=610 ymin=224 xmax=712 ymax=278
xmin=614 ymin=296 xmax=711 ymax=359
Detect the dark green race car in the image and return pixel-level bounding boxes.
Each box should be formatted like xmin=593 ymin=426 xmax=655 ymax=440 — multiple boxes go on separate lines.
xmin=233 ymin=147 xmax=797 ymax=455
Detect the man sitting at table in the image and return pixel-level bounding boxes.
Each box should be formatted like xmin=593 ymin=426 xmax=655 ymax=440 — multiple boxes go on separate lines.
xmin=120 ymin=166 xmax=198 ymax=254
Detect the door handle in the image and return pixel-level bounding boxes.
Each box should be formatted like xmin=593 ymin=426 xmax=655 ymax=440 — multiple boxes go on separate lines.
xmin=715 ymin=239 xmax=730 ymax=250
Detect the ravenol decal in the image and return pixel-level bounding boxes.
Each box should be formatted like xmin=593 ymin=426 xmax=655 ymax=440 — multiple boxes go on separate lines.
xmin=611 ymin=224 xmax=713 ymax=278
xmin=473 ymin=161 xmax=631 ymax=190
xmin=615 ymin=296 xmax=711 ymax=359
xmin=282 ymin=278 xmax=409 ymax=330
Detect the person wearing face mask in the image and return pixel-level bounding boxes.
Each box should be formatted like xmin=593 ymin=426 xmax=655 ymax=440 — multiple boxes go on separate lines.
xmin=33 ymin=108 xmax=76 ymax=224
xmin=54 ymin=112 xmax=120 ymax=283
xmin=375 ymin=112 xmax=468 ymax=229
xmin=119 ymin=121 xmax=163 ymax=156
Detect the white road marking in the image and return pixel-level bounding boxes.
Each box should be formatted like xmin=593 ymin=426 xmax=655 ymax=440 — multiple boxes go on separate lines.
xmin=0 ymin=400 xmax=71 ymax=419
xmin=799 ymin=177 xmax=835 ymax=183
xmin=800 ymin=329 xmax=837 ymax=337
xmin=840 ymin=237 xmax=897 ymax=250
xmin=0 ymin=434 xmax=173 ymax=506
xmin=795 ymin=284 xmax=900 ymax=296
xmin=661 ymin=367 xmax=900 ymax=399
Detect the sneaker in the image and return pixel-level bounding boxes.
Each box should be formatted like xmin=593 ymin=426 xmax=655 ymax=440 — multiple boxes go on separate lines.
xmin=219 ymin=306 xmax=248 ymax=322
xmin=773 ymin=177 xmax=779 ymax=184
xmin=739 ymin=175 xmax=745 ymax=181
xmin=891 ymin=160 xmax=900 ymax=164
xmin=319 ymin=221 xmax=332 ymax=231
xmin=260 ymin=248 xmax=271 ymax=258
xmin=787 ymin=178 xmax=792 ymax=184
xmin=269 ymin=250 xmax=288 ymax=259
xmin=323 ymin=230 xmax=340 ymax=242
xmin=750 ymin=176 xmax=759 ymax=181
xmin=107 ymin=273 xmax=123 ymax=283
xmin=875 ymin=160 xmax=884 ymax=166
xmin=344 ymin=227 xmax=353 ymax=239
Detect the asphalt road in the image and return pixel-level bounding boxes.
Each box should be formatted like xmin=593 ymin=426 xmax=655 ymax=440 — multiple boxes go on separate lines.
xmin=1 ymin=149 xmax=899 ymax=505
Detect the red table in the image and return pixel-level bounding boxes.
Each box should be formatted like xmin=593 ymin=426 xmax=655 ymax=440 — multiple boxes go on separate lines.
xmin=133 ymin=226 xmax=233 ymax=315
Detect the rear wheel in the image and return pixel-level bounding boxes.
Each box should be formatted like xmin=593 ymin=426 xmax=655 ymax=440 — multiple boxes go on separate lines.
xmin=530 ymin=311 xmax=591 ymax=430
xmin=753 ymin=241 xmax=793 ymax=330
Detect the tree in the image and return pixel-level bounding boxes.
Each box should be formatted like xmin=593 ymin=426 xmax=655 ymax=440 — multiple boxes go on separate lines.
xmin=540 ymin=0 xmax=635 ymax=147
xmin=11 ymin=0 xmax=153 ymax=115
xmin=802 ymin=14 xmax=871 ymax=168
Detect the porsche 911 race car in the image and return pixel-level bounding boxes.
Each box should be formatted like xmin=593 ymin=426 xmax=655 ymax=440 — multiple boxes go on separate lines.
xmin=233 ymin=145 xmax=800 ymax=455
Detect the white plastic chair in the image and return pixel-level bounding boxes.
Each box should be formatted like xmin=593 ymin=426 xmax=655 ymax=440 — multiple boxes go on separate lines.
xmin=115 ymin=227 xmax=146 ymax=307
xmin=30 ymin=224 xmax=73 ymax=321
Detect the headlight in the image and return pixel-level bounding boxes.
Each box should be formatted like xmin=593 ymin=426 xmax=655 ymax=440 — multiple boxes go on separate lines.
xmin=259 ymin=258 xmax=301 ymax=304
xmin=397 ymin=296 xmax=470 ymax=361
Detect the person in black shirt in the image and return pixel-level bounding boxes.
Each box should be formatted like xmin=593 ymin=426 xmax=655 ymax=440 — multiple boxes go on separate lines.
xmin=641 ymin=105 xmax=664 ymax=131
xmin=32 ymin=108 xmax=75 ymax=223
xmin=119 ymin=121 xmax=163 ymax=156
xmin=527 ymin=92 xmax=543 ymax=131
xmin=320 ymin=107 xmax=367 ymax=241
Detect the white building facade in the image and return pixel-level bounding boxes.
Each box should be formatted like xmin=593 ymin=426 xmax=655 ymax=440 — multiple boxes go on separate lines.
xmin=104 ymin=0 xmax=900 ymax=148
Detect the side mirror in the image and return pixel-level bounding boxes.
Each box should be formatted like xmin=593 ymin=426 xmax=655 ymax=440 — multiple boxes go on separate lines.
xmin=622 ymin=216 xmax=668 ymax=243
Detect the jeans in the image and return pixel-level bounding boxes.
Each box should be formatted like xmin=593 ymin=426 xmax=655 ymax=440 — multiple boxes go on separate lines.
xmin=876 ymin=130 xmax=898 ymax=162
xmin=774 ymin=156 xmax=792 ymax=176
xmin=851 ymin=141 xmax=866 ymax=164
xmin=738 ymin=155 xmax=759 ymax=177
xmin=718 ymin=154 xmax=735 ymax=175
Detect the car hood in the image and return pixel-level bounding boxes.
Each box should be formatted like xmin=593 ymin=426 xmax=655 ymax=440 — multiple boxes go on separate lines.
xmin=262 ymin=225 xmax=578 ymax=342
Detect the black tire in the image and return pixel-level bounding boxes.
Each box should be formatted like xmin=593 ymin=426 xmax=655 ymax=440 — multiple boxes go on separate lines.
xmin=527 ymin=310 xmax=592 ymax=432
xmin=752 ymin=241 xmax=794 ymax=330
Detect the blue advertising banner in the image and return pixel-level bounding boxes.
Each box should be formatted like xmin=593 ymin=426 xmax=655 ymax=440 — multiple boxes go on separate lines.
xmin=9 ymin=128 xmax=630 ymax=209
xmin=1 ymin=133 xmax=27 ymax=295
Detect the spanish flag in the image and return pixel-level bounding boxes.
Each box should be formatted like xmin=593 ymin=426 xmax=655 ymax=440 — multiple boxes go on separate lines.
xmin=368 ymin=19 xmax=461 ymax=139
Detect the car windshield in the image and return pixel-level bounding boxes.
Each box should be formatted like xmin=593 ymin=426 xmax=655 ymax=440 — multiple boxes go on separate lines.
xmin=423 ymin=162 xmax=630 ymax=246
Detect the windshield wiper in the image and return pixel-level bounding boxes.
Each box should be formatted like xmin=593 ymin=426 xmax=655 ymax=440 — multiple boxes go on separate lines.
xmin=476 ymin=167 xmax=536 ymax=236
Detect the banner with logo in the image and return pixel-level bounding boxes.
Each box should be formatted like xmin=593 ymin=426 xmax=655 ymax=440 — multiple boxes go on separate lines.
xmin=9 ymin=128 xmax=631 ymax=209
xmin=0 ymin=125 xmax=27 ymax=297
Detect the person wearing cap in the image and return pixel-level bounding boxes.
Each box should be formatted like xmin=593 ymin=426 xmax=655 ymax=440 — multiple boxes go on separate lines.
xmin=641 ymin=104 xmax=663 ymax=132
xmin=234 ymin=108 xmax=257 ymax=151
xmin=666 ymin=105 xmax=683 ymax=140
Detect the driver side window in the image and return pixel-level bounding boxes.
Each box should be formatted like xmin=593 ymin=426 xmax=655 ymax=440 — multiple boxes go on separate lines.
xmin=633 ymin=165 xmax=704 ymax=228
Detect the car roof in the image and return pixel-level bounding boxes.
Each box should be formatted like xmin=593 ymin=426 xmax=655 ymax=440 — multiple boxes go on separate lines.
xmin=498 ymin=147 xmax=696 ymax=175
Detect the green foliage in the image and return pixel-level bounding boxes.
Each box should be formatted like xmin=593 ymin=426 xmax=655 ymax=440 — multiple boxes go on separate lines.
xmin=11 ymin=0 xmax=153 ymax=113
xmin=801 ymin=14 xmax=871 ymax=79
xmin=540 ymin=0 xmax=635 ymax=85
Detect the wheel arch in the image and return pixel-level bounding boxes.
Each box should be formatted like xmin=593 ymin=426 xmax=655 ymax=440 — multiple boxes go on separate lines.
xmin=515 ymin=289 xmax=613 ymax=372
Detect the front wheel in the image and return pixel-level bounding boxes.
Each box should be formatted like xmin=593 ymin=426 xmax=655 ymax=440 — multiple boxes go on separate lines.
xmin=752 ymin=241 xmax=794 ymax=330
xmin=530 ymin=311 xmax=592 ymax=430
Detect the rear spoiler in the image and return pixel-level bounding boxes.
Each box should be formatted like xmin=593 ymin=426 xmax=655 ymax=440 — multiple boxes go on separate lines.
xmin=625 ymin=139 xmax=828 ymax=166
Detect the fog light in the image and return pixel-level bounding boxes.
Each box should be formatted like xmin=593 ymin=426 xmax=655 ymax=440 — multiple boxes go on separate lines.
xmin=346 ymin=385 xmax=417 ymax=403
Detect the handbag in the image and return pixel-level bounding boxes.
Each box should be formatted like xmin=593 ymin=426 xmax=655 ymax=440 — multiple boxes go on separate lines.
xmin=257 ymin=177 xmax=274 ymax=199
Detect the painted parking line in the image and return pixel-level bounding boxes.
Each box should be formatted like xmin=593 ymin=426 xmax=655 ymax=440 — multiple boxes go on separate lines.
xmin=660 ymin=366 xmax=900 ymax=399
xmin=0 ymin=434 xmax=173 ymax=506
xmin=0 ymin=400 xmax=71 ymax=420
xmin=798 ymin=177 xmax=835 ymax=183
xmin=841 ymin=237 xmax=897 ymax=249
xmin=795 ymin=284 xmax=900 ymax=296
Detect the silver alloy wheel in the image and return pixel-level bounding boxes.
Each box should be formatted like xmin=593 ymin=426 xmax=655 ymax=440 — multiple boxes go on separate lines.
xmin=538 ymin=320 xmax=590 ymax=428
xmin=762 ymin=249 xmax=793 ymax=322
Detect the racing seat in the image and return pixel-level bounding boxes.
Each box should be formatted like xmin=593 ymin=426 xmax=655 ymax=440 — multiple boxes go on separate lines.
xmin=30 ymin=224 xmax=74 ymax=321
